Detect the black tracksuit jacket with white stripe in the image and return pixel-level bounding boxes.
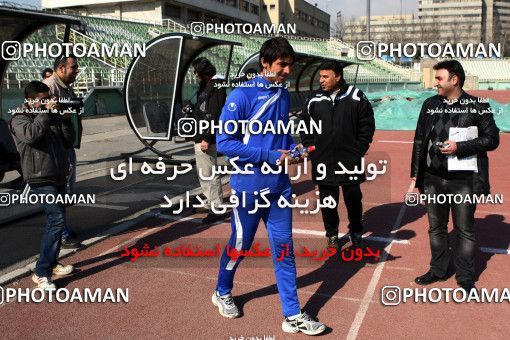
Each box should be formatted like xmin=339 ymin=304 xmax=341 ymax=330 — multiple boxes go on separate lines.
xmin=300 ymin=81 xmax=375 ymax=186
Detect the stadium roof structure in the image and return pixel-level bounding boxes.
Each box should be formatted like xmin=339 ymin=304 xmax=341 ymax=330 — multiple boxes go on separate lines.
xmin=124 ymin=32 xmax=242 ymax=159
xmin=239 ymin=52 xmax=361 ymax=93
xmin=0 ymin=6 xmax=83 ymax=80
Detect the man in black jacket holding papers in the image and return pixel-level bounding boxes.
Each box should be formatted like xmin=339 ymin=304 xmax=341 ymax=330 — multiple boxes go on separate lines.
xmin=410 ymin=60 xmax=499 ymax=292
xmin=191 ymin=57 xmax=228 ymax=224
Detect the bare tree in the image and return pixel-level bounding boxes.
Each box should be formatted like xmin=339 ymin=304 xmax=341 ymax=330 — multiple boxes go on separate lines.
xmin=335 ymin=16 xmax=346 ymax=40
xmin=343 ymin=16 xmax=361 ymax=46
xmin=492 ymin=13 xmax=509 ymax=56
xmin=416 ymin=18 xmax=428 ymax=42
xmin=448 ymin=18 xmax=462 ymax=45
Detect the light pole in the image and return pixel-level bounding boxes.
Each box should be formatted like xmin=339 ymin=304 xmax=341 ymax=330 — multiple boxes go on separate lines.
xmin=366 ymin=0 xmax=371 ymax=41
xmin=313 ymin=3 xmax=317 ymax=27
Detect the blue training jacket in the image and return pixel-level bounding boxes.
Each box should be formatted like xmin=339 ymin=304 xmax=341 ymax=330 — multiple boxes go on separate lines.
xmin=216 ymin=76 xmax=296 ymax=194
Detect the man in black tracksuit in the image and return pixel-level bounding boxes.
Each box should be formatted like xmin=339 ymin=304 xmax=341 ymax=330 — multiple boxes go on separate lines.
xmin=411 ymin=60 xmax=499 ymax=292
xmin=300 ymin=60 xmax=375 ymax=249
xmin=191 ymin=57 xmax=228 ymax=224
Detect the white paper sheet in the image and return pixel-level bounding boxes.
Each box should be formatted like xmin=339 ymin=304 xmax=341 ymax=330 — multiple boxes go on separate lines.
xmin=447 ymin=126 xmax=478 ymax=172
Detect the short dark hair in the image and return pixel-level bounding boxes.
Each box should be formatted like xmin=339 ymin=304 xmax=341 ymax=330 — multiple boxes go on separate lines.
xmin=25 ymin=81 xmax=50 ymax=99
xmin=41 ymin=68 xmax=53 ymax=78
xmin=192 ymin=57 xmax=216 ymax=78
xmin=319 ymin=60 xmax=344 ymax=78
xmin=433 ymin=60 xmax=465 ymax=88
xmin=53 ymin=54 xmax=77 ymax=71
xmin=245 ymin=67 xmax=258 ymax=79
xmin=259 ymin=37 xmax=295 ymax=69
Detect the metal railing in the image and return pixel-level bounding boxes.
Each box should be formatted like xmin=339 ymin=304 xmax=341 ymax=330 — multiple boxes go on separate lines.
xmin=55 ymin=25 xmax=131 ymax=69
xmin=345 ymin=74 xmax=409 ymax=83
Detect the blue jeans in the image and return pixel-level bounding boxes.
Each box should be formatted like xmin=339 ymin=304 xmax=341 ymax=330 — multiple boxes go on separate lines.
xmin=33 ymin=185 xmax=66 ymax=277
xmin=61 ymin=148 xmax=76 ymax=239
xmin=67 ymin=148 xmax=76 ymax=194
xmin=26 ymin=183 xmax=72 ymax=239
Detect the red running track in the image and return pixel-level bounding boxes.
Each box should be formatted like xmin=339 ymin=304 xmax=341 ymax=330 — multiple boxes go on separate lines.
xmin=1 ymin=131 xmax=509 ymax=339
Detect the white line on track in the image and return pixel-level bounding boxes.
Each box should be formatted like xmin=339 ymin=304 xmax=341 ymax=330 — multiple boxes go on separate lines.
xmin=292 ymin=228 xmax=410 ymax=245
xmin=153 ymin=268 xmax=377 ymax=304
xmin=97 ymin=215 xmax=198 ymax=257
xmin=346 ymin=181 xmax=414 ymax=340
xmin=480 ymin=247 xmax=510 ymax=255
xmin=367 ymin=265 xmax=415 ymax=271
xmin=97 ymin=213 xmax=228 ymax=257
xmin=96 ymin=209 xmax=508 ymax=275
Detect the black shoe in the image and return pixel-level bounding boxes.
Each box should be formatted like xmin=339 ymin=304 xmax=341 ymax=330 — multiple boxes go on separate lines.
xmin=192 ymin=206 xmax=210 ymax=214
xmin=202 ymin=212 xmax=229 ymax=225
xmin=61 ymin=235 xmax=81 ymax=249
xmin=349 ymin=232 xmax=363 ymax=248
xmin=414 ymin=271 xmax=447 ymax=285
xmin=459 ymin=281 xmax=476 ymax=293
xmin=327 ymin=235 xmax=339 ymax=249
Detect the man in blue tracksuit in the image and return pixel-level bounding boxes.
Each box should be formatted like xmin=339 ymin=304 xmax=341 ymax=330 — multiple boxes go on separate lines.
xmin=211 ymin=37 xmax=326 ymax=336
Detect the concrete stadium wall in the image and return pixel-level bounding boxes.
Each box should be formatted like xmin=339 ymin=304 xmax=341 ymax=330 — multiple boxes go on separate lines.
xmin=478 ymin=82 xmax=510 ymax=90
xmin=75 ymin=1 xmax=163 ymax=22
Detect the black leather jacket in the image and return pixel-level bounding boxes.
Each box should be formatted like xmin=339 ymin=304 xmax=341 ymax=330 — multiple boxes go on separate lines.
xmin=300 ymin=81 xmax=375 ymax=186
xmin=411 ymin=91 xmax=499 ymax=194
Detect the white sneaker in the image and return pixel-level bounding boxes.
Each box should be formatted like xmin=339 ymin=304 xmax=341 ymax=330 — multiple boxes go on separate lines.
xmin=211 ymin=291 xmax=241 ymax=318
xmin=32 ymin=274 xmax=57 ymax=290
xmin=282 ymin=311 xmax=326 ymax=335
xmin=52 ymin=263 xmax=74 ymax=276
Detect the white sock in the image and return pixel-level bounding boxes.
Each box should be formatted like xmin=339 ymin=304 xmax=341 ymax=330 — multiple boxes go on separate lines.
xmin=287 ymin=312 xmax=302 ymax=320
